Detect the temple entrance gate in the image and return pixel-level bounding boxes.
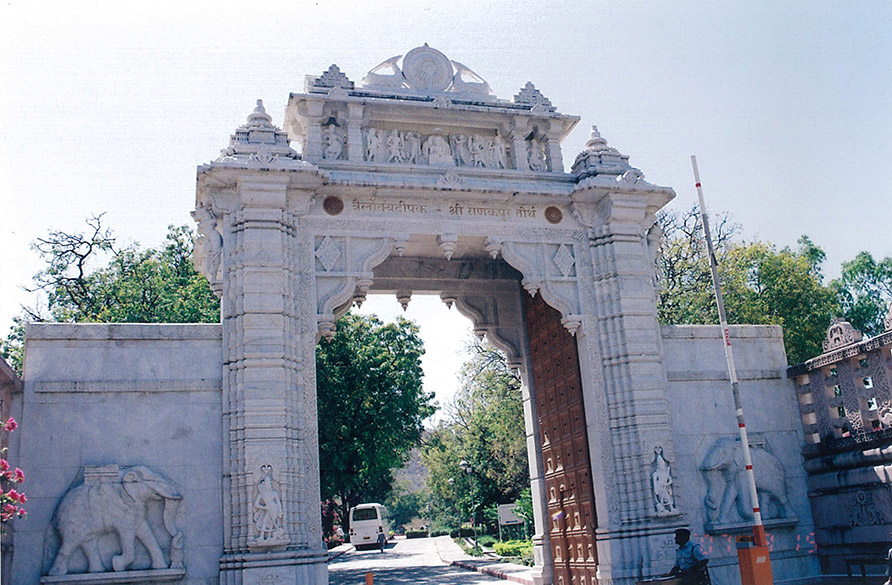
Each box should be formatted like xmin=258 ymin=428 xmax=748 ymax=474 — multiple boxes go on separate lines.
xmin=193 ymin=45 xmax=682 ymax=585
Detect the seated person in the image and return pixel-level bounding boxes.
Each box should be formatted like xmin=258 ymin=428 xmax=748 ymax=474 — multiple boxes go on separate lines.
xmin=666 ymin=528 xmax=709 ymax=584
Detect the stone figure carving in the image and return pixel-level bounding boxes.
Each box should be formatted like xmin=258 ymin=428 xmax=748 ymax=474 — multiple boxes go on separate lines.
xmin=700 ymin=438 xmax=792 ymax=528
xmin=451 ymin=134 xmax=472 ymax=167
xmin=365 ymin=128 xmax=383 ymax=162
xmin=402 ymin=131 xmax=421 ymax=164
xmin=322 ymin=125 xmax=344 ymax=160
xmin=423 ymin=130 xmax=454 ymax=166
xmin=528 ymin=139 xmax=546 ymax=171
xmin=48 ymin=466 xmax=183 ymax=576
xmin=386 ymin=129 xmax=404 ymax=163
xmin=450 ymin=60 xmax=493 ymax=95
xmin=490 ymin=135 xmax=508 ymax=169
xmin=361 ymin=55 xmax=406 ymax=88
xmin=191 ymin=205 xmax=222 ymax=280
xmin=252 ymin=466 xmax=287 ymax=546
xmin=469 ymin=134 xmax=491 ymax=167
xmin=651 ymin=446 xmax=677 ymax=515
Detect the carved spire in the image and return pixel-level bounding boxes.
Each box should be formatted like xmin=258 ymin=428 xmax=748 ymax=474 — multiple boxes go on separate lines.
xmin=212 ymin=99 xmax=305 ymax=168
xmin=513 ymin=82 xmax=556 ymax=112
xmin=571 ymin=125 xmax=637 ymax=178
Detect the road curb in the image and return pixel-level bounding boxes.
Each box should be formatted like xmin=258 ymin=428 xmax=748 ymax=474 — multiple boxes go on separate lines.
xmin=328 ymin=543 xmax=354 ymax=561
xmin=449 ymin=559 xmax=535 ymax=585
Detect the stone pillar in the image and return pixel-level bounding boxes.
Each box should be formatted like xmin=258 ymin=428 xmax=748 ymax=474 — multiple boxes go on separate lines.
xmin=346 ymin=103 xmax=364 ymax=161
xmin=572 ymin=190 xmax=684 ymax=584
xmin=219 ymin=175 xmax=327 ymax=585
xmin=510 ymin=119 xmax=530 ymax=171
xmin=544 ymin=121 xmax=564 ymax=172
xmin=304 ymin=99 xmax=325 ymax=163
xmin=520 ymin=361 xmax=554 ymax=585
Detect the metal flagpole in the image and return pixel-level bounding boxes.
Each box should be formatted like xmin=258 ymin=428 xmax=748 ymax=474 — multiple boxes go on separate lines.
xmin=690 ymin=155 xmax=770 ymax=550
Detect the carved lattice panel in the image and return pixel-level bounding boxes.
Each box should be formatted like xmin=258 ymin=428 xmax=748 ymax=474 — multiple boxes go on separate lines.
xmin=524 ymin=292 xmax=598 ymax=583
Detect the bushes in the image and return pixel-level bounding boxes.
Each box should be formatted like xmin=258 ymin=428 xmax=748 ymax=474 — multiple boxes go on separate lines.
xmin=493 ymin=539 xmax=533 ymax=558
xmin=405 ymin=530 xmax=428 ymax=539
xmin=477 ymin=535 xmax=497 ymax=548
xmin=449 ymin=527 xmax=476 ymax=538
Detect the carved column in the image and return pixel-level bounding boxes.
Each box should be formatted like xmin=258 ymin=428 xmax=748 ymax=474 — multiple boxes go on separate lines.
xmin=572 ymin=188 xmax=684 ymax=583
xmin=218 ymin=174 xmax=327 ymax=585
xmin=510 ymin=119 xmax=530 ymax=171
xmin=346 ymin=103 xmax=364 ymax=161
xmin=303 ymin=99 xmax=325 ymax=163
xmin=544 ymin=121 xmax=565 ymax=172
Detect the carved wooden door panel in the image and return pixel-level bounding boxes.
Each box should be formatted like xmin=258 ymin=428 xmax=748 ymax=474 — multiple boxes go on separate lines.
xmin=524 ymin=293 xmax=599 ymax=585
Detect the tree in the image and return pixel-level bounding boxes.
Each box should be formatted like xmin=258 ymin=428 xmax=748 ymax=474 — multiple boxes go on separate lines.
xmin=1 ymin=217 xmax=220 ymax=373
xmin=831 ymin=252 xmax=892 ymax=338
xmin=422 ymin=341 xmax=529 ymax=533
xmin=316 ymin=313 xmax=434 ymax=529
xmin=657 ymin=207 xmax=840 ymax=364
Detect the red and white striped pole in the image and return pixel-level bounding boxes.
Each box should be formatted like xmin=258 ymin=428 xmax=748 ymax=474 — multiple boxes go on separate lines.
xmin=691 ymin=155 xmax=768 ymax=548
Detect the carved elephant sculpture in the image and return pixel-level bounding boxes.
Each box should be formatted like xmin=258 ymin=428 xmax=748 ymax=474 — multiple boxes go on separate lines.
xmin=700 ymin=438 xmax=791 ymax=526
xmin=48 ymin=466 xmax=182 ymax=576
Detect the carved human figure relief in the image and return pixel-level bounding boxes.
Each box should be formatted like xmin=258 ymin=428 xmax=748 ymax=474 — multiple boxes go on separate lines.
xmin=191 ymin=205 xmax=222 ymax=281
xmin=528 ymin=138 xmax=546 ymax=171
xmin=451 ymin=134 xmax=472 ymax=167
xmin=423 ymin=130 xmax=454 ymax=166
xmin=322 ymin=125 xmax=344 ymax=160
xmin=490 ymin=135 xmax=508 ymax=169
xmin=385 ymin=129 xmax=404 ymax=163
xmin=650 ymin=446 xmax=677 ymax=515
xmin=364 ymin=128 xmax=382 ymax=162
xmin=402 ymin=131 xmax=421 ymax=164
xmin=251 ymin=466 xmax=287 ymax=547
xmin=700 ymin=438 xmax=793 ymax=528
xmin=48 ymin=465 xmax=184 ymax=576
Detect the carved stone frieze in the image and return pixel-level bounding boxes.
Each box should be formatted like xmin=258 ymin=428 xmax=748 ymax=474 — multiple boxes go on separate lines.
xmin=823 ymin=318 xmax=863 ymax=351
xmin=46 ymin=466 xmax=184 ymax=577
xmin=363 ymin=127 xmax=510 ymax=170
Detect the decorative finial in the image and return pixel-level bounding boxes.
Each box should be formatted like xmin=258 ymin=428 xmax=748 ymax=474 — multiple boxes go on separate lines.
xmin=246 ymin=99 xmax=273 ymax=128
xmin=585 ymin=126 xmax=609 ymax=151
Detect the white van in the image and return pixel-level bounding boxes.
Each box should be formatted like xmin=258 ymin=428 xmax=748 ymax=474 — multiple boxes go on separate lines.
xmin=348 ymin=503 xmax=390 ymax=551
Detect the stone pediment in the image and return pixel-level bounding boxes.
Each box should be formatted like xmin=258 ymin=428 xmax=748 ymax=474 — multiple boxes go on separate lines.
xmin=287 ymin=45 xmax=580 ymax=174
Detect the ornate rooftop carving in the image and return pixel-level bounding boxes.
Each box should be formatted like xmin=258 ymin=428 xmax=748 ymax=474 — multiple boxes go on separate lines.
xmin=885 ymin=301 xmax=892 ymax=332
xmin=312 ymin=64 xmax=354 ymax=89
xmin=823 ymin=317 xmax=863 ymax=352
xmin=214 ymin=100 xmax=307 ymax=169
xmin=571 ymin=126 xmax=641 ymax=179
xmin=513 ymin=82 xmax=555 ymax=112
xmin=355 ymin=44 xmax=494 ymax=98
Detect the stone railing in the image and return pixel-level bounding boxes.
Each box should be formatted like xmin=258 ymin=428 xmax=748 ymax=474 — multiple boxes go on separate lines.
xmin=788 ymin=316 xmax=892 ymax=451
xmin=786 ymin=308 xmax=892 ymax=575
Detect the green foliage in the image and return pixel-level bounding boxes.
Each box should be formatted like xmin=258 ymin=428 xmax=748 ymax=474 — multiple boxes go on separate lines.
xmin=493 ymin=539 xmax=533 ymax=558
xmin=422 ymin=341 xmax=529 ymax=531
xmin=657 ymin=207 xmax=841 ymax=364
xmin=404 ymin=530 xmax=428 ymax=539
xmin=831 ymin=252 xmax=892 ymax=338
xmin=316 ymin=313 xmax=434 ymax=527
xmin=2 ymin=218 xmax=220 ymax=376
xmin=385 ymin=485 xmax=428 ymax=530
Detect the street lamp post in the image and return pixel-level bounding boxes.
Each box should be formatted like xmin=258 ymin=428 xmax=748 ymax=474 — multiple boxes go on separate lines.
xmin=459 ymin=460 xmax=480 ymax=554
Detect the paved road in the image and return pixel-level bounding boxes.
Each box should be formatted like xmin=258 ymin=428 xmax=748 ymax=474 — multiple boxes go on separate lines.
xmin=328 ymin=537 xmax=505 ymax=585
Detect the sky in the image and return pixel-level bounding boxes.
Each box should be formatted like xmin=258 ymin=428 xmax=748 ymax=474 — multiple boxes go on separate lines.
xmin=1 ymin=1 xmax=890 ymax=409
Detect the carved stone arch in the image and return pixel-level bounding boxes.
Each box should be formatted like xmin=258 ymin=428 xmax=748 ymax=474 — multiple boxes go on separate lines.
xmin=498 ymin=238 xmax=583 ymax=335
xmin=447 ymin=290 xmax=526 ymax=369
xmin=314 ymin=234 xmax=395 ymax=339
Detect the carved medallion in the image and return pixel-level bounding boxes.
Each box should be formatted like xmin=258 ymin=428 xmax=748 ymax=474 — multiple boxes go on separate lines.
xmin=545 ymin=206 xmax=563 ymax=224
xmin=402 ymin=45 xmax=453 ymax=92
xmin=323 ymin=196 xmax=344 ymax=216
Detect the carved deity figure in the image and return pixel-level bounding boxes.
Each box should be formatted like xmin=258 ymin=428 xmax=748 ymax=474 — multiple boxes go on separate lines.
xmin=253 ymin=474 xmax=285 ymax=543
xmin=191 ymin=205 xmax=222 ymax=281
xmin=364 ymin=128 xmax=382 ymax=162
xmin=651 ymin=446 xmax=677 ymax=515
xmin=386 ymin=129 xmax=404 ymax=163
xmin=322 ymin=125 xmax=344 ymax=160
xmin=469 ymin=134 xmax=491 ymax=168
xmin=490 ymin=135 xmax=508 ymax=169
xmin=423 ymin=131 xmax=454 ymax=166
xmin=48 ymin=466 xmax=183 ymax=576
xmin=451 ymin=134 xmax=472 ymax=167
xmin=402 ymin=131 xmax=421 ymax=164
xmin=528 ymin=139 xmax=546 ymax=171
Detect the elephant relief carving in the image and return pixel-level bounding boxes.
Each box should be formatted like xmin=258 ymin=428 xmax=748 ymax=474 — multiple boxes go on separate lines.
xmin=700 ymin=438 xmax=792 ymax=529
xmin=48 ymin=465 xmax=184 ymax=576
